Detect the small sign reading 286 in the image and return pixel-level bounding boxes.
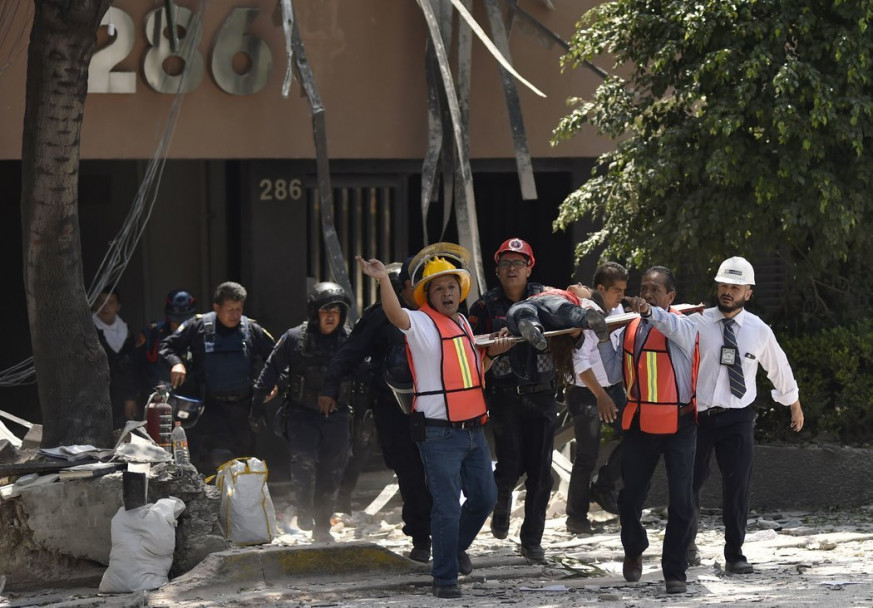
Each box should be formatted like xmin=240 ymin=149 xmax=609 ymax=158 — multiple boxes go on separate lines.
xmin=259 ymin=179 xmax=303 ymax=201
xmin=88 ymin=6 xmax=273 ymax=96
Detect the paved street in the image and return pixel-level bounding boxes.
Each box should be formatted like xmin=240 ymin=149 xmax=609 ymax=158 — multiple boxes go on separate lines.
xmin=4 ymin=475 xmax=873 ymax=608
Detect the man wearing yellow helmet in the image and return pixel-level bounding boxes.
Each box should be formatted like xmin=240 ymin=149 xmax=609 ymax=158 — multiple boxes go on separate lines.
xmin=357 ymin=248 xmax=511 ymax=600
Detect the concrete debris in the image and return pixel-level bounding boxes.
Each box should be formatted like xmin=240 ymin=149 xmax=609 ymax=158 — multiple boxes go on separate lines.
xmin=20 ymin=425 xmax=42 ymax=450
xmin=3 ymin=462 xmax=873 ymax=607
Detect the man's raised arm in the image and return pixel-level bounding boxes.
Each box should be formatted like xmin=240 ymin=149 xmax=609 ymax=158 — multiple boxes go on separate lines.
xmin=357 ymin=256 xmax=410 ymax=330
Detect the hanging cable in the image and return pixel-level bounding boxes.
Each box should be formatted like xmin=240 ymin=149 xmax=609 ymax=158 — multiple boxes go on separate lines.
xmin=0 ymin=0 xmax=205 ymax=387
xmin=0 ymin=2 xmax=33 ymax=78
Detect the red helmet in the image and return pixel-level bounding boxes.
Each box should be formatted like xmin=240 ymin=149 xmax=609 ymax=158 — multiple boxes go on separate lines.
xmin=494 ymin=238 xmax=535 ymax=268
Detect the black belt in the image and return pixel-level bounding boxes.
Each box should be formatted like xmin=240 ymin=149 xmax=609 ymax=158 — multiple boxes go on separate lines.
xmin=699 ymin=406 xmax=730 ymax=417
xmin=425 ymin=417 xmax=483 ymax=430
xmin=493 ymin=382 xmax=553 ymax=395
xmin=566 ymin=383 xmax=621 ymax=395
xmin=208 ymin=392 xmax=252 ymax=403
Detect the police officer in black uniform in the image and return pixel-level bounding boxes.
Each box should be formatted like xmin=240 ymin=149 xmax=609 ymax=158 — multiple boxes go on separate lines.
xmin=251 ymin=282 xmax=352 ymax=543
xmin=160 ymin=281 xmax=275 ymax=472
xmin=318 ymin=259 xmax=433 ymax=562
xmin=136 ymin=289 xmax=197 ymax=395
xmin=468 ymin=238 xmax=557 ymax=562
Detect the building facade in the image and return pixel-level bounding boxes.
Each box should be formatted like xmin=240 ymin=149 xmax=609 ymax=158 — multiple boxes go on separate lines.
xmin=0 ymin=0 xmax=608 ymax=414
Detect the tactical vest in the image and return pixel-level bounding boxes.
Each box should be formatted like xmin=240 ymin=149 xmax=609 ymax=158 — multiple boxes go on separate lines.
xmin=622 ymin=310 xmax=699 ymax=434
xmin=201 ymin=312 xmax=253 ymax=395
xmin=384 ymin=323 xmax=414 ymax=411
xmin=287 ymin=322 xmax=349 ymax=411
xmin=482 ymin=283 xmax=553 ymax=382
xmin=408 ymin=305 xmax=487 ymax=422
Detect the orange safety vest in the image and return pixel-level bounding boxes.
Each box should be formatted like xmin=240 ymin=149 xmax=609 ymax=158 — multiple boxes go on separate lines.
xmin=622 ymin=309 xmax=698 ymax=434
xmin=407 ymin=305 xmax=487 ymax=422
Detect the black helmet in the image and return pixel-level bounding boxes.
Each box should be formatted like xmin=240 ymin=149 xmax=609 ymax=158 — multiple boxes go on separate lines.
xmin=165 ymin=289 xmax=197 ymax=323
xmin=168 ymin=392 xmax=204 ymax=429
xmin=306 ymin=282 xmax=350 ymax=324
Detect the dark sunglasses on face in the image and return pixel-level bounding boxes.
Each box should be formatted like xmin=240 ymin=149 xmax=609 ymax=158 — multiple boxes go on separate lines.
xmin=498 ymin=260 xmax=528 ymax=270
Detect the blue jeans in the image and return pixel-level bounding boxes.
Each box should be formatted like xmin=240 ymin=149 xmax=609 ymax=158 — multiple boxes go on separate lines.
xmin=417 ymin=425 xmax=497 ymax=587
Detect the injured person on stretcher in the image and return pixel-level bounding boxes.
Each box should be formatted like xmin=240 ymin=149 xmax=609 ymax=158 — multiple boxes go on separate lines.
xmin=506 ymin=284 xmax=609 ymax=350
xmin=485 ymin=284 xmax=610 ymax=384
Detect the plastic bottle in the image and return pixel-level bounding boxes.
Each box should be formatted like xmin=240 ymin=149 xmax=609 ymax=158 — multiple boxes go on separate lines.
xmin=145 ymin=389 xmax=173 ymax=453
xmin=171 ymin=421 xmax=190 ymax=466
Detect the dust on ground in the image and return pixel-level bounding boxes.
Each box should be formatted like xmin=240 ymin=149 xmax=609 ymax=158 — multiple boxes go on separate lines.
xmin=3 ymin=478 xmax=873 ymax=608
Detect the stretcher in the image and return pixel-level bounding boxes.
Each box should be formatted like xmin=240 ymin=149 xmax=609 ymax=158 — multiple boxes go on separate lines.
xmin=474 ymin=303 xmax=704 ymax=347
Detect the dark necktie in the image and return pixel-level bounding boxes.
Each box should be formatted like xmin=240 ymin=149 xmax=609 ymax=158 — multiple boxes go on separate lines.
xmin=722 ymin=318 xmax=746 ymax=398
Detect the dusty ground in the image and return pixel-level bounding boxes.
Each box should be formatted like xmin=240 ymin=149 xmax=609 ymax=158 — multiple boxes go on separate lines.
xmin=3 ymin=473 xmax=873 ymax=608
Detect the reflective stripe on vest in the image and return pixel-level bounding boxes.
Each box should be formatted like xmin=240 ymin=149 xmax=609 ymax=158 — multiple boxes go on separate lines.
xmin=408 ymin=305 xmax=487 ymax=422
xmin=622 ymin=310 xmax=698 ymax=434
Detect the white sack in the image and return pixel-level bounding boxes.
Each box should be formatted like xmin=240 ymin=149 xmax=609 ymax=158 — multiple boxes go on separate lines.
xmin=216 ymin=457 xmax=277 ymax=545
xmin=99 ymin=497 xmax=185 ymax=593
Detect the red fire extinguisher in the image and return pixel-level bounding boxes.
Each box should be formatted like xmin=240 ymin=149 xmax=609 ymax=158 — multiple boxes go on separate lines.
xmin=145 ymin=385 xmax=173 ymax=453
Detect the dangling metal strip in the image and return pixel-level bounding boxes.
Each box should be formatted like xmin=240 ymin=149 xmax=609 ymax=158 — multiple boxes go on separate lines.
xmin=500 ymin=0 xmax=608 ymax=80
xmin=456 ymin=0 xmax=473 ymax=160
xmin=416 ymin=0 xmax=485 ymax=301
xmin=421 ymin=40 xmax=442 ymax=243
xmin=449 ymin=0 xmax=472 ymax=243
xmin=446 ymin=0 xmax=545 ymax=98
xmin=278 ymin=0 xmax=296 ymax=98
xmin=436 ymin=0 xmax=455 ymax=240
xmin=439 ymin=130 xmax=454 ymax=240
xmin=289 ymin=3 xmax=358 ymax=323
xmin=163 ymin=0 xmax=179 ymax=53
xmin=484 ymin=0 xmax=536 ymax=201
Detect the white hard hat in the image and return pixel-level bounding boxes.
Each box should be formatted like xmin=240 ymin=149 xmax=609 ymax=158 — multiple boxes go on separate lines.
xmin=714 ymin=256 xmax=755 ymax=285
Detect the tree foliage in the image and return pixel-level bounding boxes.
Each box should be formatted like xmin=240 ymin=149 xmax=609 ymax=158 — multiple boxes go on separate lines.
xmin=553 ymin=0 xmax=873 ymax=328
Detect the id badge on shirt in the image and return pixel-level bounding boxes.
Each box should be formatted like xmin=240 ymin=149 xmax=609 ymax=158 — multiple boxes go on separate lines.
xmin=721 ymin=346 xmax=737 ymax=366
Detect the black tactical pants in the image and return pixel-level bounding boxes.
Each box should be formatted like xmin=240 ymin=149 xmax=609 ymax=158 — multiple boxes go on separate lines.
xmin=565 ymin=383 xmax=626 ymax=519
xmin=489 ymin=388 xmax=557 ymax=548
xmin=189 ymin=395 xmax=253 ymax=473
xmin=285 ymin=405 xmax=351 ymax=532
xmin=371 ymin=393 xmax=432 ymax=543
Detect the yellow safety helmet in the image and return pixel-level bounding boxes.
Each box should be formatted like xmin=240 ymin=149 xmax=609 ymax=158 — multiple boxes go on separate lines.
xmin=413 ymin=256 xmax=472 ymax=307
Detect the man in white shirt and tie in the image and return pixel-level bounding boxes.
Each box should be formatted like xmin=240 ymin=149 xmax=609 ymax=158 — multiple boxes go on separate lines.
xmin=649 ymin=256 xmax=804 ymax=574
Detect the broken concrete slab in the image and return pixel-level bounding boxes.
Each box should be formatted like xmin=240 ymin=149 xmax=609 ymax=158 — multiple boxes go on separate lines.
xmin=0 ymin=439 xmax=16 ymax=462
xmin=0 ymin=463 xmax=231 ymax=591
xmin=18 ymin=473 xmax=123 ymax=564
xmin=21 ymin=425 xmax=42 ymax=450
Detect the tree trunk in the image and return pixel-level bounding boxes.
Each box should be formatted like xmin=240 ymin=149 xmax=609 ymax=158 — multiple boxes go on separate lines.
xmin=20 ymin=0 xmax=112 ymax=447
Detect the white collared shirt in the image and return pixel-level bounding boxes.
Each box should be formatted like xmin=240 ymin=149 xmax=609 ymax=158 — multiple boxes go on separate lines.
xmin=648 ymin=306 xmax=799 ymax=411
xmin=572 ymin=304 xmax=624 ymax=388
